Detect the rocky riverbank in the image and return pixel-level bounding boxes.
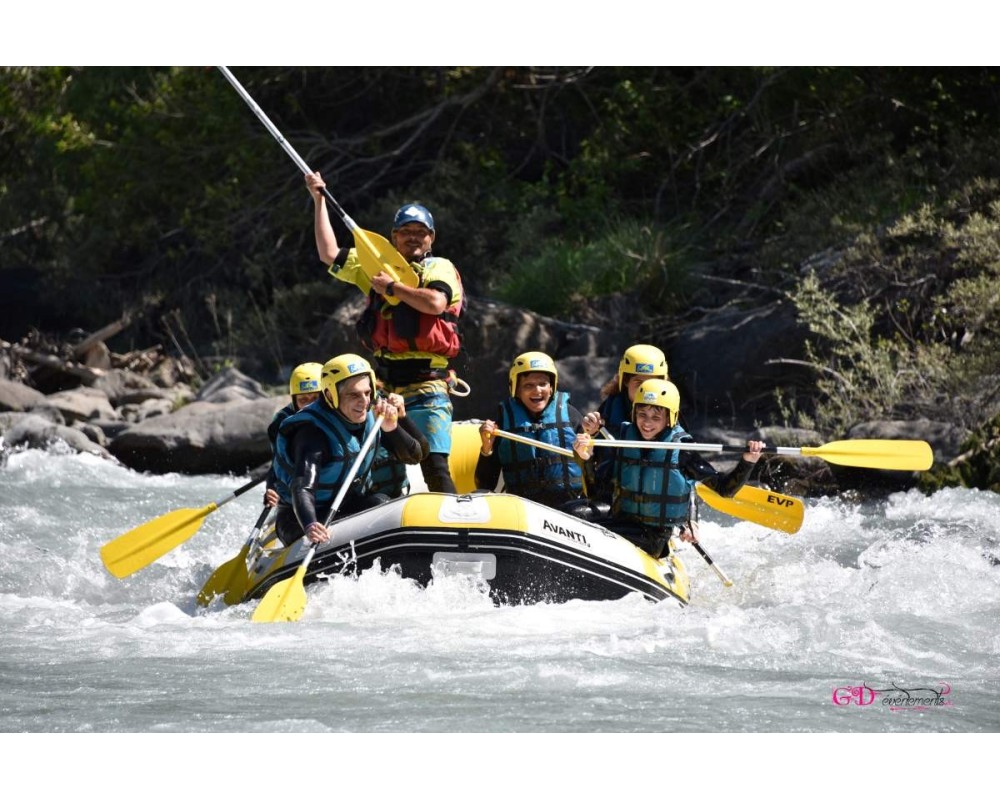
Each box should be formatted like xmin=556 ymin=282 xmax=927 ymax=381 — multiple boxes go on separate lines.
xmin=0 ymin=295 xmax=977 ymax=496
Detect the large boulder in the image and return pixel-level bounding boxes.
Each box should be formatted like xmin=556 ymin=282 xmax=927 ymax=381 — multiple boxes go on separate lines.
xmin=33 ymin=386 xmax=120 ymax=423
xmin=2 ymin=412 xmax=114 ymax=460
xmin=108 ymin=396 xmax=285 ymax=474
xmin=669 ymin=300 xmax=806 ymax=428
xmin=0 ymin=378 xmax=46 ymax=412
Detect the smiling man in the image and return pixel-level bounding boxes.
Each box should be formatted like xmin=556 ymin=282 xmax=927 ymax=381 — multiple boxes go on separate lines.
xmin=475 ymin=351 xmax=596 ymax=510
xmin=306 ymin=173 xmax=464 ymax=493
xmin=271 ymin=353 xmax=423 ymax=546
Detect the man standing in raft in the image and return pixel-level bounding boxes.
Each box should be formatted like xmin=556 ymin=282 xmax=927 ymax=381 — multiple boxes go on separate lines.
xmin=306 ymin=172 xmax=464 ymax=493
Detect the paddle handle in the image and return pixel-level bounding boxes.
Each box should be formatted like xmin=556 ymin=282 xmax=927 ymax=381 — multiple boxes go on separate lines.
xmin=217 ymin=66 xmax=359 ymax=231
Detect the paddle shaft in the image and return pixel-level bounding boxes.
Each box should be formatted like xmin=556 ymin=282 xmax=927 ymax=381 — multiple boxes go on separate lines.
xmin=688 ymin=493 xmax=733 ymax=586
xmin=217 ymin=474 xmax=268 ymax=507
xmin=490 ymin=428 xmax=576 ymax=458
xmin=217 ymin=67 xmax=358 ymax=231
xmin=284 ymin=415 xmax=385 ymax=581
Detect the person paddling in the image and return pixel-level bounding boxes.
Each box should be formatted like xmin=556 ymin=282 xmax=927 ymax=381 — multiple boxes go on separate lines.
xmin=574 ymin=379 xmax=764 ymax=558
xmin=306 ymin=172 xmax=464 ymax=494
xmin=476 ymin=352 xmax=600 ymax=513
xmin=271 ymin=353 xmax=423 ymax=545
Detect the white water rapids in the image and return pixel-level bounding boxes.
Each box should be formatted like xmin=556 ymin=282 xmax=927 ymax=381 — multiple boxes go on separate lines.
xmin=1 ymin=447 xmax=995 ymax=791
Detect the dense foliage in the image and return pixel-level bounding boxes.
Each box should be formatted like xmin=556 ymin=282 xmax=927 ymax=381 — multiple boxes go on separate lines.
xmin=3 ymin=67 xmax=1000 ymax=467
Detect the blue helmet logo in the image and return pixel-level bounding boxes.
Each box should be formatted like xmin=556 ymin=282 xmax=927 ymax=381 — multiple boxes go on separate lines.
xmin=636 ymin=363 xmax=654 ymax=374
xmin=296 ymin=379 xmax=319 ymax=392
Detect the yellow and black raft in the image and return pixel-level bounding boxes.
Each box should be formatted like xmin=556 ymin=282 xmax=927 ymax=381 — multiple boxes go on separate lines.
xmin=232 ymin=421 xmax=689 ymax=608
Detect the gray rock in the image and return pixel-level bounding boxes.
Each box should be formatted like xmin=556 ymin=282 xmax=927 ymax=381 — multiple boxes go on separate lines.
xmin=109 ymin=396 xmax=286 ymax=474
xmin=0 ymin=378 xmax=46 ymax=412
xmin=118 ymin=397 xmax=176 ymax=423
xmin=0 ymin=406 xmax=65 ymax=431
xmin=87 ymin=418 xmax=133 ymax=439
xmin=4 ymin=413 xmax=114 ymax=459
xmin=195 ymin=367 xmax=270 ymax=404
xmin=92 ymin=369 xmax=168 ymax=406
xmin=34 ymin=386 xmax=120 ymax=423
xmin=72 ymin=420 xmax=108 ymax=447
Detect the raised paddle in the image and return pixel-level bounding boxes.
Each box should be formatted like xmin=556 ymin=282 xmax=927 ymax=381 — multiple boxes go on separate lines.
xmin=252 ymin=416 xmax=385 ymax=623
xmin=217 ymin=66 xmax=417 ymax=303
xmin=196 ymin=506 xmax=274 ymax=607
xmin=588 ymin=437 xmax=933 ymax=471
xmin=101 ymin=475 xmax=266 ymax=579
xmin=488 ymin=428 xmax=804 ymax=533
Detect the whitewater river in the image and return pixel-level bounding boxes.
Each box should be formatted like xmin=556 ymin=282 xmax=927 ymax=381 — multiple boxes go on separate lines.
xmin=1 ymin=446 xmax=996 ymax=787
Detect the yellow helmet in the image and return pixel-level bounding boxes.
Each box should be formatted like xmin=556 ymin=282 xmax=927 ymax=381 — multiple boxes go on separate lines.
xmin=508 ymin=351 xmax=558 ymax=396
xmin=320 ymin=353 xmax=376 ymax=409
xmin=288 ymin=362 xmax=323 ymax=397
xmin=617 ymin=344 xmax=668 ymax=391
xmin=633 ymin=379 xmax=680 ymax=427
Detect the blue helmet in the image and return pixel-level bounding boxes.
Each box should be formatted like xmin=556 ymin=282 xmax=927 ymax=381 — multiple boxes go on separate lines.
xmin=392 ymin=203 xmax=435 ymax=232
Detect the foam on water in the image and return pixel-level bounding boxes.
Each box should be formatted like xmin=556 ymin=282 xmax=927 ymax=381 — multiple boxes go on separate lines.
xmin=1 ymin=448 xmax=998 ymax=736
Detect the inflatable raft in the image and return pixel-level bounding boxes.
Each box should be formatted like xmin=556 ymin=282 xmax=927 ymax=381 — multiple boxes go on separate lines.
xmin=240 ymin=490 xmax=689 ymax=606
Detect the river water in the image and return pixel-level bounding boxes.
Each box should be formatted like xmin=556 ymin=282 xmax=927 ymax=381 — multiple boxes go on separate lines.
xmin=1 ymin=446 xmax=996 ymax=787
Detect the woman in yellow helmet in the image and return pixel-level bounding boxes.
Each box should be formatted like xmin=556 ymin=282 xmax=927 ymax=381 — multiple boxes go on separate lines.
xmin=575 ymin=379 xmax=764 ymax=558
xmin=476 ymin=352 xmax=595 ymax=512
xmin=581 ymin=343 xmax=669 ymax=503
xmin=263 ymin=362 xmax=323 ymax=508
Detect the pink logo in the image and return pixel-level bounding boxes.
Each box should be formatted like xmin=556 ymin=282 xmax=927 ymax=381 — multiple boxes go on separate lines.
xmin=832 ymin=685 xmax=878 ymax=706
xmin=832 ymin=682 xmax=954 ymax=710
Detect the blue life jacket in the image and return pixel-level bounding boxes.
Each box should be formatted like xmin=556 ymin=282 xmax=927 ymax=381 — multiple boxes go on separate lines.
xmin=369 ymin=444 xmax=410 ymax=498
xmin=267 ymin=403 xmax=296 ymax=448
xmin=496 ymin=391 xmax=582 ymax=503
xmin=594 ymin=393 xmax=631 ymax=487
xmin=612 ymin=422 xmax=693 ymax=529
xmin=599 ymin=392 xmax=631 ymax=432
xmin=273 ymin=401 xmax=378 ymax=507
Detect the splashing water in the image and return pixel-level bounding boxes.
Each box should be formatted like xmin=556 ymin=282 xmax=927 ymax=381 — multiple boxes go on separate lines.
xmin=1 ymin=449 xmax=997 ymax=737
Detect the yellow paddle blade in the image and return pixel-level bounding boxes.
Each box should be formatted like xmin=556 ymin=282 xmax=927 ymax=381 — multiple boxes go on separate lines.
xmin=449 ymin=421 xmax=483 ymax=494
xmin=696 ymin=484 xmax=804 ymax=534
xmin=196 ymin=546 xmax=250 ymax=607
xmin=804 ymin=439 xmax=933 ymax=471
xmin=251 ymin=563 xmax=309 ymax=623
xmin=353 ymin=228 xmax=419 ymax=304
xmin=101 ymin=504 xmax=217 ymax=579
